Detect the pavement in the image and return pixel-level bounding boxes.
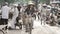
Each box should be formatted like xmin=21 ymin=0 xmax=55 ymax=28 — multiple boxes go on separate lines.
xmin=32 ymin=20 xmax=60 ymax=34
xmin=0 ymin=17 xmax=60 ymax=34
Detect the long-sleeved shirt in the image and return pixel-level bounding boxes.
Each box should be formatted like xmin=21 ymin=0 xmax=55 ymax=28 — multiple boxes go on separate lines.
xmin=1 ymin=5 xmax=10 ymax=19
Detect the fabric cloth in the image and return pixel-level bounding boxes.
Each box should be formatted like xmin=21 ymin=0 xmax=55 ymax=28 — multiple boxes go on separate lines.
xmin=8 ymin=7 xmax=19 ymax=29
xmin=1 ymin=18 xmax=8 ymax=25
xmin=1 ymin=5 xmax=10 ymax=19
xmin=25 ymin=7 xmax=36 ymax=15
xmin=17 ymin=6 xmax=21 ymax=11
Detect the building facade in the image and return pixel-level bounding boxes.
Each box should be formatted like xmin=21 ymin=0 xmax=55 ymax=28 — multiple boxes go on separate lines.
xmin=50 ymin=0 xmax=60 ymax=7
xmin=50 ymin=0 xmax=60 ymax=4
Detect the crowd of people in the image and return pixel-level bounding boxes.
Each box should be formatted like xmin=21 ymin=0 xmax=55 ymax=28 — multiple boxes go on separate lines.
xmin=0 ymin=1 xmax=60 ymax=33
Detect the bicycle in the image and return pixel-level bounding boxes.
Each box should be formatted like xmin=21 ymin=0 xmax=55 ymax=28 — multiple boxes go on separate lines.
xmin=0 ymin=29 xmax=5 ymax=34
xmin=0 ymin=25 xmax=7 ymax=34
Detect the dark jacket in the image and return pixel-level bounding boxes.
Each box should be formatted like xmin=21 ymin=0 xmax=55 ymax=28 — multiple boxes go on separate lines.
xmin=17 ymin=6 xmax=21 ymax=12
xmin=24 ymin=7 xmax=36 ymax=15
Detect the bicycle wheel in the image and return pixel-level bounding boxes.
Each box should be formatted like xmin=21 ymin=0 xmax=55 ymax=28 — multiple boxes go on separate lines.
xmin=0 ymin=30 xmax=5 ymax=34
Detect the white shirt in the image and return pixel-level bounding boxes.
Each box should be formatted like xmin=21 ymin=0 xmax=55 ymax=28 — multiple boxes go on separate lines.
xmin=1 ymin=5 xmax=10 ymax=19
xmin=12 ymin=7 xmax=19 ymax=23
xmin=8 ymin=7 xmax=19 ymax=29
xmin=20 ymin=7 xmax=26 ymax=13
xmin=38 ymin=4 xmax=42 ymax=12
xmin=13 ymin=8 xmax=19 ymax=17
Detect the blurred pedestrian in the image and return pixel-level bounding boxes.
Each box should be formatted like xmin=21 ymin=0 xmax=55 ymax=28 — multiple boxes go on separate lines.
xmin=41 ymin=3 xmax=47 ymax=25
xmin=9 ymin=4 xmax=19 ymax=29
xmin=17 ymin=4 xmax=21 ymax=14
xmin=1 ymin=2 xmax=10 ymax=29
xmin=24 ymin=1 xmax=36 ymax=32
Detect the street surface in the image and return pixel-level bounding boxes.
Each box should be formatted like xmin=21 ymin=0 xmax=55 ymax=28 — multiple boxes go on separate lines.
xmin=0 ymin=16 xmax=60 ymax=34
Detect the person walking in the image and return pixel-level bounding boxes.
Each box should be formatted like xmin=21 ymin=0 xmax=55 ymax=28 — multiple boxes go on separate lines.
xmin=41 ymin=3 xmax=47 ymax=25
xmin=9 ymin=4 xmax=19 ymax=29
xmin=1 ymin=2 xmax=10 ymax=30
xmin=24 ymin=1 xmax=36 ymax=32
